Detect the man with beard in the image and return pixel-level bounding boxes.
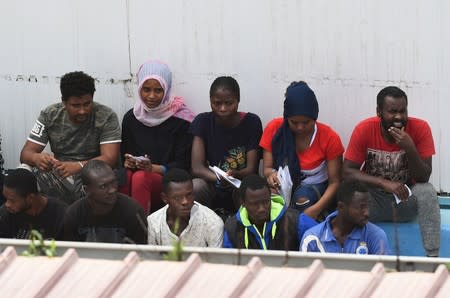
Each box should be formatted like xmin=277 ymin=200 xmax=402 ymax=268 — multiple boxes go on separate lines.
xmin=20 ymin=71 xmax=121 ymax=204
xmin=0 ymin=168 xmax=66 ymax=239
xmin=300 ymin=181 xmax=390 ymax=255
xmin=63 ymin=160 xmax=147 ymax=244
xmin=343 ymin=86 xmax=440 ymax=257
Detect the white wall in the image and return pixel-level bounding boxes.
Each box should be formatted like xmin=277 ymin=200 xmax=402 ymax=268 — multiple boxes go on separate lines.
xmin=1 ymin=0 xmax=449 ymax=191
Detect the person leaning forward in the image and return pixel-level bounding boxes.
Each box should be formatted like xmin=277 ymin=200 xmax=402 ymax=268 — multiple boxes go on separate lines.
xmin=20 ymin=71 xmax=121 ymax=204
xmin=343 ymin=86 xmax=440 ymax=257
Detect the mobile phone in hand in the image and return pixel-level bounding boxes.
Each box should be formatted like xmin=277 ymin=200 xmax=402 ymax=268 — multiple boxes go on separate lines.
xmin=133 ymin=155 xmax=150 ymax=162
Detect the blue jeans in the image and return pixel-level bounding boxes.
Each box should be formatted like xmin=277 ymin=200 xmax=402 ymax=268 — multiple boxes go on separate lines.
xmin=291 ymin=181 xmax=328 ymax=212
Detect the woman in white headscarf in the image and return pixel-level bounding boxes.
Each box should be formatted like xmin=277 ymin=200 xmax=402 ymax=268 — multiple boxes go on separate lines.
xmin=119 ymin=60 xmax=195 ymax=214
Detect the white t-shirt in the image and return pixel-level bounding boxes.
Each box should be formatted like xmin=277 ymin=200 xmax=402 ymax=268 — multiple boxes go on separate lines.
xmin=147 ymin=202 xmax=224 ymax=247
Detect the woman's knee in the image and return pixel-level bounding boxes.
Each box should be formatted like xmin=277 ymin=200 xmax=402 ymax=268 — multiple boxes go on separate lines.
xmin=293 ymin=184 xmax=324 ymax=204
xmin=192 ymin=178 xmax=214 ymax=207
xmin=131 ymin=170 xmax=160 ymax=184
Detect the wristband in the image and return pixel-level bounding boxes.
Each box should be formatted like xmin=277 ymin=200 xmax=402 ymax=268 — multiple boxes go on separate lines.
xmin=78 ymin=161 xmax=84 ymax=168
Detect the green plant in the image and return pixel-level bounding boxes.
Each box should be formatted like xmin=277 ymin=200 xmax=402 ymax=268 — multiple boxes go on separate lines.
xmin=164 ymin=218 xmax=184 ymax=261
xmin=21 ymin=230 xmax=57 ymax=257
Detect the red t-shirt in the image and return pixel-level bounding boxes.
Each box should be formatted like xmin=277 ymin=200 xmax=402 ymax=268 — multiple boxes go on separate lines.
xmin=344 ymin=116 xmax=435 ymax=183
xmin=260 ymin=118 xmax=344 ymax=184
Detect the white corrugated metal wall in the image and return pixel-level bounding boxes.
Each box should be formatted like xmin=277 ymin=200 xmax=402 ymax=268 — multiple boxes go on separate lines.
xmin=0 ymin=0 xmax=449 ymax=191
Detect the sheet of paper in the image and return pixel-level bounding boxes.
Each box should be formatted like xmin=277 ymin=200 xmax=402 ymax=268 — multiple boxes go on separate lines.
xmin=393 ymin=184 xmax=412 ymax=204
xmin=277 ymin=165 xmax=293 ymax=206
xmin=208 ymin=165 xmax=241 ymax=188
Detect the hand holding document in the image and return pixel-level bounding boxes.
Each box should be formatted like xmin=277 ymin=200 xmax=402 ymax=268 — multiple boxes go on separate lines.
xmin=277 ymin=165 xmax=293 ymax=206
xmin=208 ymin=166 xmax=241 ymax=188
xmin=393 ymin=184 xmax=412 ymax=204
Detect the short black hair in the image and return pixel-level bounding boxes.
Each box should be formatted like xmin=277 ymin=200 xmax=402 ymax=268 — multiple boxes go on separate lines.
xmin=376 ymin=86 xmax=408 ymax=109
xmin=238 ymin=174 xmax=269 ymax=201
xmin=60 ymin=71 xmax=96 ymax=101
xmin=209 ymin=76 xmax=240 ymax=101
xmin=80 ymin=160 xmax=112 ymax=186
xmin=337 ymin=181 xmax=369 ymax=204
xmin=162 ymin=168 xmax=192 ymax=193
xmin=3 ymin=168 xmax=38 ymax=197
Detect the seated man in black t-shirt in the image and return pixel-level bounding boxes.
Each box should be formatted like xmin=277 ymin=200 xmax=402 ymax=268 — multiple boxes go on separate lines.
xmin=0 ymin=168 xmax=66 ymax=239
xmin=63 ymin=160 xmax=147 ymax=244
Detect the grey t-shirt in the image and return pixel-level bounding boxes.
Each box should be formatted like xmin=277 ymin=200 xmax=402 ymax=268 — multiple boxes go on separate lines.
xmin=28 ymin=102 xmax=121 ymax=161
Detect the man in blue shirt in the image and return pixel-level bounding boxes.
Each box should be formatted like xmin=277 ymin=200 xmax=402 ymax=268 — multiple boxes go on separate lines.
xmin=300 ymin=180 xmax=390 ymax=255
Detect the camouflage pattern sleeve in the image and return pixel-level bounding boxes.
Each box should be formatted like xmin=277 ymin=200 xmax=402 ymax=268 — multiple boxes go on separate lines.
xmin=98 ymin=106 xmax=121 ymax=144
xmin=27 ymin=109 xmax=50 ymax=147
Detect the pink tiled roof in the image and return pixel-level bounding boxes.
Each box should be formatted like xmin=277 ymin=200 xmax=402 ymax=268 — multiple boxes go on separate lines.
xmin=0 ymin=246 xmax=449 ymax=297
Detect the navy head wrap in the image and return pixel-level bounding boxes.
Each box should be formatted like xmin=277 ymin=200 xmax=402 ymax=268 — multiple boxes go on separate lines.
xmin=271 ymin=81 xmax=319 ymax=187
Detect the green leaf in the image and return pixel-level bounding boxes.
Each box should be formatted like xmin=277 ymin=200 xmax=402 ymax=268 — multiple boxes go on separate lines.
xmin=22 ymin=230 xmax=57 ymax=257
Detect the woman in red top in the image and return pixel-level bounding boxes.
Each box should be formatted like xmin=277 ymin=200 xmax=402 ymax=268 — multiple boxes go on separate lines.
xmin=259 ymin=81 xmax=344 ymax=220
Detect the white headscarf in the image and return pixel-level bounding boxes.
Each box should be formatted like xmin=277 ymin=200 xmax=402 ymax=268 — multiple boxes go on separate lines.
xmin=133 ymin=60 xmax=195 ymax=127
